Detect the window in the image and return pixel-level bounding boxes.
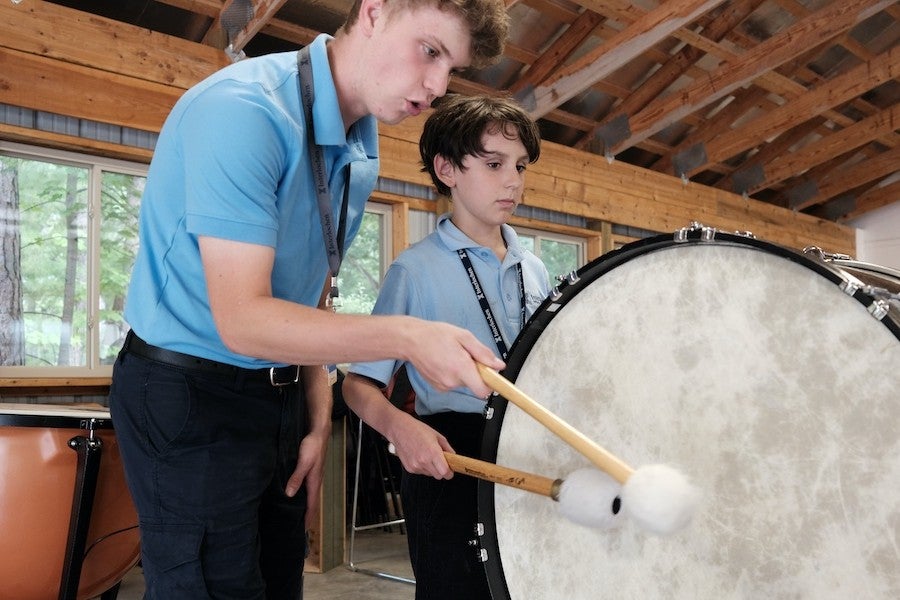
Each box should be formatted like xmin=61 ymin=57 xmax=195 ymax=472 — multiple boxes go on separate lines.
xmin=337 ymin=202 xmax=393 ymax=315
xmin=0 ymin=142 xmax=145 ymax=376
xmin=514 ymin=227 xmax=585 ymax=285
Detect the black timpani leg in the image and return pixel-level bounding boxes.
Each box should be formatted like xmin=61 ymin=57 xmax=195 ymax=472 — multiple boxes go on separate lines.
xmin=58 ymin=426 xmax=104 ymax=600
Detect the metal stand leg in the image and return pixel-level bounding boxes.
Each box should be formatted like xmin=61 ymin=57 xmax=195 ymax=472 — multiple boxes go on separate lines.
xmin=347 ymin=418 xmax=414 ymax=585
xmin=58 ymin=423 xmax=104 ymax=600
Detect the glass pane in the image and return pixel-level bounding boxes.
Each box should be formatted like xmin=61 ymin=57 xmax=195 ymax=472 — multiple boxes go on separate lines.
xmin=339 ymin=211 xmax=384 ymax=315
xmin=0 ymin=155 xmax=89 ymax=366
xmin=518 ymin=234 xmax=535 ymax=253
xmin=98 ymin=171 xmax=144 ymax=364
xmin=539 ymin=238 xmax=579 ymax=282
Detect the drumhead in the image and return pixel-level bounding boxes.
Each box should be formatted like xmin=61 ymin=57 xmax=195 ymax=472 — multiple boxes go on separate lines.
xmin=479 ymin=229 xmax=900 ymax=599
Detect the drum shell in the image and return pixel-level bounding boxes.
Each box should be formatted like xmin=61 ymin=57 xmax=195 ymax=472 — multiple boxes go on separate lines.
xmin=478 ymin=231 xmax=900 ymax=599
xmin=0 ymin=404 xmax=141 ymax=600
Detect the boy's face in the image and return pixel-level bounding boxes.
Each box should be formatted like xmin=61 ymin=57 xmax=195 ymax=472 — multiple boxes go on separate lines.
xmin=438 ymin=126 xmax=530 ymax=228
xmin=362 ymin=3 xmax=473 ymax=124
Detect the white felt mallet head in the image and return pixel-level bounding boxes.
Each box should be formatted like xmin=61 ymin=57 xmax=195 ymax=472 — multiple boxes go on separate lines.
xmin=556 ymin=467 xmax=624 ymax=529
xmin=621 ymin=463 xmax=700 ymax=535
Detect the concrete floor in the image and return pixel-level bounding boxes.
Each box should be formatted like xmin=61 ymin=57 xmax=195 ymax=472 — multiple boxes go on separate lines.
xmin=111 ymin=530 xmax=415 ymax=600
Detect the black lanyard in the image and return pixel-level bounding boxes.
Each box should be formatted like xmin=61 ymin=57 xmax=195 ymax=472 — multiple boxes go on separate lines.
xmin=298 ymin=46 xmax=349 ymax=308
xmin=457 ymin=248 xmax=525 ymax=361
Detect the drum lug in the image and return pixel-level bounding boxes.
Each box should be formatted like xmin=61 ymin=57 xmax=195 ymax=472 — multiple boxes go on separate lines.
xmin=484 ymin=406 xmax=494 ymax=420
xmin=555 ymin=271 xmax=580 ymax=286
xmin=469 ymin=523 xmax=488 ymax=563
xmin=467 ymin=539 xmax=488 ymax=563
xmin=674 ymin=221 xmax=717 ymax=242
xmin=868 ymin=299 xmax=889 ymax=321
xmin=839 ymin=279 xmax=861 ymax=297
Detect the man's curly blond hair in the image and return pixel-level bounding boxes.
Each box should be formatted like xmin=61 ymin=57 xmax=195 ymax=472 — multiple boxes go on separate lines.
xmin=339 ymin=0 xmax=509 ymax=69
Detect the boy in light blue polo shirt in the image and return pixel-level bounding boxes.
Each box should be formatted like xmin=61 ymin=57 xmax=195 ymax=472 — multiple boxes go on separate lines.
xmin=344 ymin=94 xmax=550 ymax=600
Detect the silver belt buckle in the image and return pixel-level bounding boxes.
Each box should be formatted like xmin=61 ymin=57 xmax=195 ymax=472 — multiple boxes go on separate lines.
xmin=269 ymin=365 xmax=301 ymax=387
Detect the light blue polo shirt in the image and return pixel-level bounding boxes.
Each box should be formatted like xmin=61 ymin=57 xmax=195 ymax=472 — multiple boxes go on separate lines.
xmin=125 ymin=34 xmax=379 ymax=368
xmin=350 ymin=214 xmax=551 ymax=415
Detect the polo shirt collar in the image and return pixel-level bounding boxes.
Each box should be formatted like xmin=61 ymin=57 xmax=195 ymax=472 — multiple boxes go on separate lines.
xmin=436 ymin=213 xmax=524 ymax=264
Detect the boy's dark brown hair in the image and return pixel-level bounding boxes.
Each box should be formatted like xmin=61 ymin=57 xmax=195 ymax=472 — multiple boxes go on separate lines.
xmin=420 ymin=94 xmax=541 ymax=197
xmin=340 ymin=0 xmax=509 ymax=69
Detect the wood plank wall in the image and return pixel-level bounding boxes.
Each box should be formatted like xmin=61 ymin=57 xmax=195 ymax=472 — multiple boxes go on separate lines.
xmin=0 ymin=0 xmax=856 ymax=255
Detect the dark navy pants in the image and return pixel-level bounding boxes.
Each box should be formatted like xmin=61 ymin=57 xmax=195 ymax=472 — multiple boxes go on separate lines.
xmin=109 ymin=347 xmax=308 ymax=599
xmin=401 ymin=412 xmax=492 ymax=600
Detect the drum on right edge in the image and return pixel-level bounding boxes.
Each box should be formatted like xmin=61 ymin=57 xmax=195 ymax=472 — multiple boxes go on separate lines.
xmin=478 ymin=228 xmax=900 ymax=599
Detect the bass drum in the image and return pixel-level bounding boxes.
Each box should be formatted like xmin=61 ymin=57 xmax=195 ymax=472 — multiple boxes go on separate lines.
xmin=0 ymin=403 xmax=141 ymax=600
xmin=478 ymin=226 xmax=900 ymax=599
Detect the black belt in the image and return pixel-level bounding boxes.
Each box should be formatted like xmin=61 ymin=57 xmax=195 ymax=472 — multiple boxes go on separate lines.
xmin=123 ymin=331 xmax=301 ymax=386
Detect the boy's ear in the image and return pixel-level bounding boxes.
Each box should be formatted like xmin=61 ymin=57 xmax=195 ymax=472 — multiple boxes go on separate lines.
xmin=433 ymin=155 xmax=456 ymax=189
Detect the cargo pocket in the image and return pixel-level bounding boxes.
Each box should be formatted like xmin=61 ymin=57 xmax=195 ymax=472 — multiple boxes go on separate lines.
xmin=139 ymin=520 xmax=209 ymax=598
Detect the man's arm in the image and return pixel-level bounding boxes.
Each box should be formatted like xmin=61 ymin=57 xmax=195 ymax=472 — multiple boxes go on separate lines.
xmin=199 ymin=236 xmax=504 ymax=397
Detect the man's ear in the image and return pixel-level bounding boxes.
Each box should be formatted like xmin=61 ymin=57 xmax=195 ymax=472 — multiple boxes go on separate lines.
xmin=433 ymin=155 xmax=456 ymax=189
xmin=359 ymin=0 xmax=384 ymax=36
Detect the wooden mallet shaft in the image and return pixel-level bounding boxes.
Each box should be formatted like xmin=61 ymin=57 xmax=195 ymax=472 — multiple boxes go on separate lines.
xmin=443 ymin=452 xmax=561 ymax=499
xmin=477 ymin=363 xmax=634 ymax=484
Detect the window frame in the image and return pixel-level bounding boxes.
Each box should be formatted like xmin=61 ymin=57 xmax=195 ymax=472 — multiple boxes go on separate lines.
xmin=0 ymin=141 xmax=147 ymax=383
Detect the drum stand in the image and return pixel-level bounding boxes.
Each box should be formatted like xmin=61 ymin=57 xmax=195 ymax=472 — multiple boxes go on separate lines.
xmin=347 ymin=417 xmax=414 ymax=585
xmin=58 ymin=419 xmax=121 ymax=600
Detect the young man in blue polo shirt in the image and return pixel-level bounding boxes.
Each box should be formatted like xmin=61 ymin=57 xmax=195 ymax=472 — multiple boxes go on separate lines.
xmin=344 ymin=94 xmax=550 ymax=599
xmin=108 ymin=1 xmax=510 ymax=598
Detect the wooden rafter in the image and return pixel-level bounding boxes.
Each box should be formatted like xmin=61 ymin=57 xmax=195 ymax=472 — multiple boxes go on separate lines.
xmin=575 ymin=0 xmax=766 ymax=151
xmin=688 ymin=45 xmax=899 ymax=177
xmin=612 ymin=0 xmax=895 ymax=156
xmin=787 ymin=146 xmax=900 ymax=211
xmin=521 ymin=0 xmax=729 ymax=118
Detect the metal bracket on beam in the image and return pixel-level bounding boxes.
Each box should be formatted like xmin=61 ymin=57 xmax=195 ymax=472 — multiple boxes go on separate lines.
xmin=513 ymin=84 xmax=537 ymax=114
xmin=594 ymin=114 xmax=631 ymax=159
xmin=786 ymin=180 xmax=819 ymax=210
xmin=671 ymin=143 xmax=708 ymax=179
xmin=731 ymin=163 xmax=765 ymax=196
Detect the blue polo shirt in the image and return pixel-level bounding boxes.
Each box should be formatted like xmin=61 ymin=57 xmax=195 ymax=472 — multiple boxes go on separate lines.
xmin=125 ymin=34 xmax=379 ymax=368
xmin=350 ymin=214 xmax=551 ymax=414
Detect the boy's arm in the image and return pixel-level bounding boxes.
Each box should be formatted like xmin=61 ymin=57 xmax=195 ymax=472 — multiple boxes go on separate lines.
xmin=343 ymin=373 xmax=455 ymax=480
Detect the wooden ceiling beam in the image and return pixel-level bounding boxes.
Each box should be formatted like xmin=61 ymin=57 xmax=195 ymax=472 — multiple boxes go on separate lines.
xmin=521 ymin=0 xmax=729 ymax=119
xmin=574 ymin=0 xmax=765 ymax=152
xmin=613 ymin=0 xmax=894 ymax=156
xmin=787 ymin=146 xmax=900 ymax=211
xmin=510 ymin=9 xmax=605 ymax=95
xmin=653 ymin=87 xmax=769 ymax=174
xmin=744 ymin=103 xmax=900 ymax=195
xmin=717 ymin=117 xmax=825 ymax=193
xmin=202 ymin=0 xmax=288 ymax=55
xmin=0 ymin=0 xmax=227 ymax=89
xmin=259 ymin=18 xmax=320 ymax=46
xmin=690 ymin=45 xmax=898 ymax=176
xmin=838 ymin=179 xmax=900 ymax=222
xmin=230 ymin=0 xmax=288 ymax=51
